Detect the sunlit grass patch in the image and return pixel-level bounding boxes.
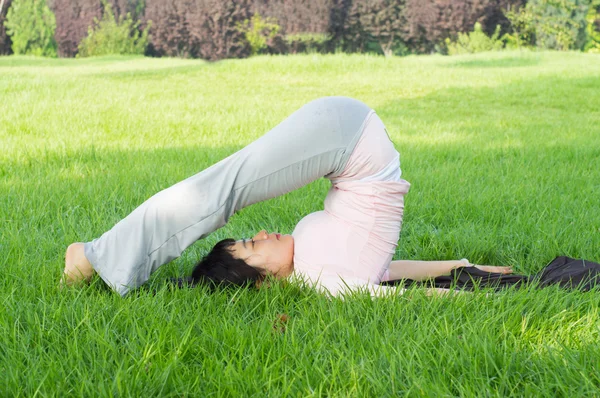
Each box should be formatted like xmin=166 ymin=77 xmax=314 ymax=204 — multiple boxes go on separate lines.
xmin=1 ymin=51 xmax=599 ymax=396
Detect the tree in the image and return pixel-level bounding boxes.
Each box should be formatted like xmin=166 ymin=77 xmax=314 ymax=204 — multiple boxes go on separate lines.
xmin=0 ymin=0 xmax=14 ymax=54
xmin=503 ymin=4 xmax=537 ymax=48
xmin=5 ymin=0 xmax=57 ymax=56
xmin=144 ymin=0 xmax=251 ymax=60
xmin=77 ymin=0 xmax=150 ymax=56
xmin=502 ymin=0 xmax=592 ymax=50
xmin=529 ymin=0 xmax=591 ymax=50
xmin=402 ymin=0 xmax=523 ymax=53
xmin=583 ymin=0 xmax=600 ymax=51
xmin=237 ymin=13 xmax=280 ymax=55
xmin=51 ymin=0 xmax=102 ymax=57
xmin=358 ymin=0 xmax=405 ymax=56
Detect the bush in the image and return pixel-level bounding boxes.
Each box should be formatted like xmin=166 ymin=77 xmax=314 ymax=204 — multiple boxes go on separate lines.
xmin=403 ymin=0 xmax=523 ymax=54
xmin=534 ymin=0 xmax=591 ymax=50
xmin=5 ymin=0 xmax=57 ymax=56
xmin=109 ymin=0 xmax=145 ymax=21
xmin=284 ymin=32 xmax=329 ymax=53
xmin=445 ymin=22 xmax=504 ymax=54
xmin=51 ymin=0 xmax=102 ymax=57
xmin=328 ymin=0 xmax=372 ymax=53
xmin=503 ymin=4 xmax=537 ymax=48
xmin=329 ymin=0 xmax=522 ymax=55
xmin=505 ymin=0 xmax=592 ymax=51
xmin=253 ymin=0 xmax=331 ymax=36
xmin=584 ymin=0 xmax=600 ymax=51
xmin=144 ymin=0 xmax=251 ymax=60
xmin=237 ymin=13 xmax=279 ymax=55
xmin=77 ymin=0 xmax=150 ymax=57
xmin=358 ymin=0 xmax=407 ymax=56
xmin=0 ymin=0 xmax=13 ymax=54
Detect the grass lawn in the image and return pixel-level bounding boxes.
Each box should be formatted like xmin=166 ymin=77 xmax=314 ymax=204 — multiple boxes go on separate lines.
xmin=1 ymin=51 xmax=600 ymax=396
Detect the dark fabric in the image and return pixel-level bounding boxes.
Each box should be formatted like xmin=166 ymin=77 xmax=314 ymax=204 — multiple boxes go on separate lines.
xmin=535 ymin=256 xmax=600 ymax=291
xmin=380 ymin=256 xmax=600 ymax=292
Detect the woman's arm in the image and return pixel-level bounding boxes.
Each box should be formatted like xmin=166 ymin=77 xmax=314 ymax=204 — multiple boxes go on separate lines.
xmin=386 ymin=259 xmax=512 ymax=281
xmin=366 ymin=284 xmax=465 ymax=298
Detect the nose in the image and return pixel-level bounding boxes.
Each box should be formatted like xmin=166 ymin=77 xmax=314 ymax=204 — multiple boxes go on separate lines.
xmin=253 ymin=230 xmax=269 ymax=240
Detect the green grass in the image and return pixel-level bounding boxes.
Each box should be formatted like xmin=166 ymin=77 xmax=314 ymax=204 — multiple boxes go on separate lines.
xmin=1 ymin=51 xmax=600 ymax=396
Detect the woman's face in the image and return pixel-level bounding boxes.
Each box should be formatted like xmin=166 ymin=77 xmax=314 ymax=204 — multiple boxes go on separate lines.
xmin=229 ymin=230 xmax=295 ymax=278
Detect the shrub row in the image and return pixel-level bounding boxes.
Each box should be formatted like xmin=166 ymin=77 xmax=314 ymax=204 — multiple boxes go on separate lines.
xmin=1 ymin=0 xmax=599 ymax=58
xmin=144 ymin=0 xmax=252 ymax=60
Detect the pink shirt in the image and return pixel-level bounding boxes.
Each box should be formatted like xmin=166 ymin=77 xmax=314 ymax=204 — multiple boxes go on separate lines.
xmin=292 ymin=112 xmax=410 ymax=296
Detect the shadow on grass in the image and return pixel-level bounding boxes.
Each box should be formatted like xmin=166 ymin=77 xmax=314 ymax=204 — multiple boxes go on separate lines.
xmin=377 ymin=74 xmax=600 ymax=148
xmin=3 ymin=73 xmax=600 ymax=286
xmin=0 ymin=55 xmax=145 ymax=68
xmin=0 ymin=55 xmax=209 ymax=77
xmin=85 ymin=63 xmax=215 ymax=80
xmin=445 ymin=54 xmax=542 ymax=69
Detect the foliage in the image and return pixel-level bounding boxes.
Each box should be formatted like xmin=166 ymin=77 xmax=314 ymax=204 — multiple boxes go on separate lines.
xmin=7 ymin=0 xmax=597 ymax=59
xmin=532 ymin=0 xmax=591 ymax=50
xmin=252 ymin=0 xmax=331 ymax=36
xmin=504 ymin=0 xmax=592 ymax=51
xmin=328 ymin=0 xmax=406 ymax=55
xmin=503 ymin=4 xmax=537 ymax=48
xmin=109 ymin=0 xmax=146 ymax=21
xmin=50 ymin=0 xmax=144 ymax=57
xmin=402 ymin=0 xmax=523 ymax=54
xmin=251 ymin=0 xmax=332 ymax=55
xmin=328 ymin=0 xmax=371 ymax=53
xmin=358 ymin=0 xmax=406 ymax=56
xmin=144 ymin=0 xmax=251 ymax=60
xmin=328 ymin=0 xmax=522 ymax=55
xmin=261 ymin=0 xmax=524 ymax=55
xmin=584 ymin=0 xmax=600 ymax=51
xmin=0 ymin=0 xmax=13 ymax=54
xmin=4 ymin=0 xmax=57 ymax=56
xmin=51 ymin=0 xmax=102 ymax=57
xmin=284 ymin=32 xmax=329 ymax=53
xmin=237 ymin=13 xmax=279 ymax=55
xmin=77 ymin=0 xmax=150 ymax=57
xmin=445 ymin=22 xmax=504 ymax=54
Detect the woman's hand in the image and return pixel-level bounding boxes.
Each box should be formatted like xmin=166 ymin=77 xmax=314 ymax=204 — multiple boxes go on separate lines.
xmin=460 ymin=259 xmax=513 ymax=274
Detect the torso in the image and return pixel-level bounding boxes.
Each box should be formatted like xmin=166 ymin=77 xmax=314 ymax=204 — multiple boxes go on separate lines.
xmin=291 ymin=111 xmax=410 ymax=295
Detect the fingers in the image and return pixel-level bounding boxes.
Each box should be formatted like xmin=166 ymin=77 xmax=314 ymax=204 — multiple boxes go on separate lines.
xmin=473 ymin=265 xmax=514 ymax=274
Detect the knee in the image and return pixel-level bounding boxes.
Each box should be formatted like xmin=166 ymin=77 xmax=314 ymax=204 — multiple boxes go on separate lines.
xmin=143 ymin=183 xmax=206 ymax=223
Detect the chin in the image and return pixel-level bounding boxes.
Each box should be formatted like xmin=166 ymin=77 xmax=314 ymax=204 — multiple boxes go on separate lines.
xmin=285 ymin=234 xmax=294 ymax=253
xmin=284 ymin=235 xmax=295 ymax=271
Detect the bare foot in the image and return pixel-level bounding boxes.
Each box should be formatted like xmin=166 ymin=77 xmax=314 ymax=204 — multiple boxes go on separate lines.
xmin=62 ymin=243 xmax=95 ymax=286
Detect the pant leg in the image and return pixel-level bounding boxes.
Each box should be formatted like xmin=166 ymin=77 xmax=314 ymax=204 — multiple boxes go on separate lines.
xmin=84 ymin=96 xmax=372 ymax=296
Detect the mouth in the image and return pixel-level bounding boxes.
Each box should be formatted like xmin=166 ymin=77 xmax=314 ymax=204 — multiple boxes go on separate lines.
xmin=276 ymin=233 xmax=281 ymax=240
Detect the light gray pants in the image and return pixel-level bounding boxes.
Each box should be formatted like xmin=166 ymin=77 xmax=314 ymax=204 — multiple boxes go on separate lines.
xmin=85 ymin=96 xmax=373 ymax=296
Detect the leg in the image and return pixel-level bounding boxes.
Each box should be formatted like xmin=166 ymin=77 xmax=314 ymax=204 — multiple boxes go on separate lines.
xmin=69 ymin=97 xmax=373 ymax=296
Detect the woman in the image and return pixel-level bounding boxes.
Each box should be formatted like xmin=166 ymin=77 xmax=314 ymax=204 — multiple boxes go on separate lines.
xmin=64 ymin=97 xmax=511 ymax=297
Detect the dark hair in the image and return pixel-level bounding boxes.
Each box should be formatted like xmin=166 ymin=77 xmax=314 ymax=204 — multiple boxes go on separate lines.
xmin=190 ymin=238 xmax=262 ymax=288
